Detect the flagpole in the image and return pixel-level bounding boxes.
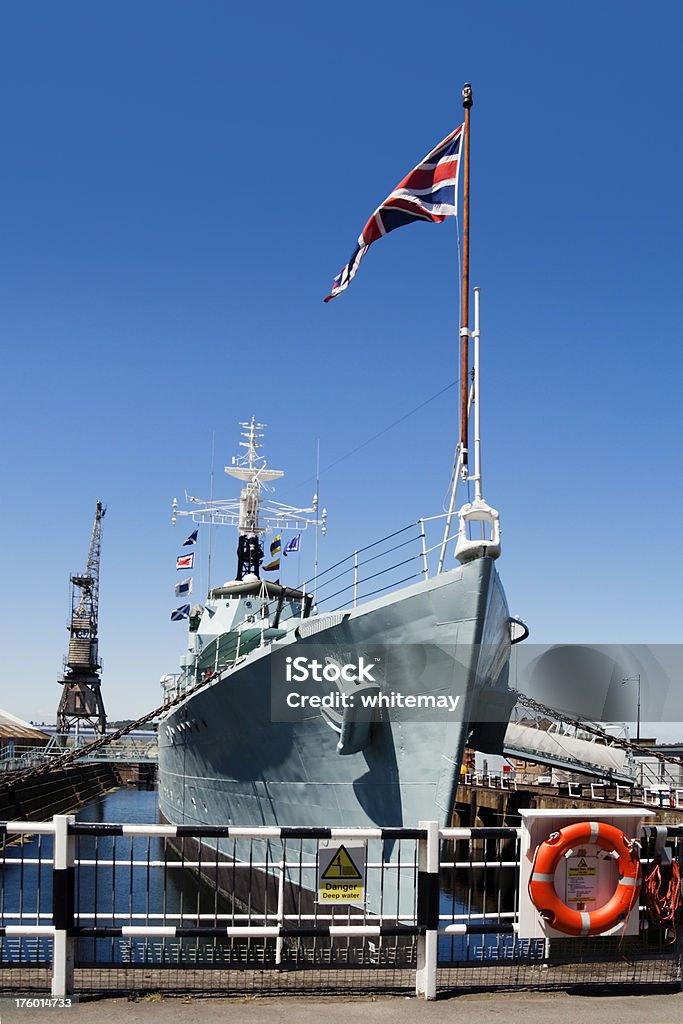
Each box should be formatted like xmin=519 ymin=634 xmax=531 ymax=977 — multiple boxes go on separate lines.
xmin=207 ymin=429 xmax=215 ymax=595
xmin=460 ymin=83 xmax=473 ymax=474
xmin=313 ymin=439 xmax=320 ymax=608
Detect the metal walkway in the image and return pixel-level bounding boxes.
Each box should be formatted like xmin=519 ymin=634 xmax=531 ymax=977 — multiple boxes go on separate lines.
xmin=503 ymin=715 xmax=637 ymax=784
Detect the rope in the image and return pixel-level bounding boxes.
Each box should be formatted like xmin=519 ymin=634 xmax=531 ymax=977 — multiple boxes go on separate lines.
xmin=642 ymin=856 xmax=682 ymax=943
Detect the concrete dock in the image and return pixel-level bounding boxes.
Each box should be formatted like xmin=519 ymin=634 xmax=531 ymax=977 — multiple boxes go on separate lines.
xmin=1 ymin=992 xmax=682 ymax=1022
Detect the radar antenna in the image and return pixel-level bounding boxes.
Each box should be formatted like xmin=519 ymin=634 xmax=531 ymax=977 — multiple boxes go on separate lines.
xmin=57 ymin=501 xmax=108 ymax=738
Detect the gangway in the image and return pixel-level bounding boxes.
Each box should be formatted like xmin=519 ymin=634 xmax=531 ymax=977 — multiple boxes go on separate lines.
xmin=502 ymin=712 xmax=637 ymax=785
xmin=0 ymin=736 xmax=157 ymax=772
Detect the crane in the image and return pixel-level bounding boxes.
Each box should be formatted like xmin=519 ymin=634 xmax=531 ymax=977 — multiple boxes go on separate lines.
xmin=56 ymin=501 xmax=107 ymax=739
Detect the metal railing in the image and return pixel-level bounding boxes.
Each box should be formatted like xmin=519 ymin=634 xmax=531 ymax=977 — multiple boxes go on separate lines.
xmin=459 ymin=772 xmax=683 ymax=809
xmin=0 ymin=738 xmax=158 ymax=772
xmin=301 ymin=514 xmax=457 ymax=615
xmin=1 ymin=816 xmax=681 ymax=999
xmin=160 ymin=514 xmax=461 ymax=703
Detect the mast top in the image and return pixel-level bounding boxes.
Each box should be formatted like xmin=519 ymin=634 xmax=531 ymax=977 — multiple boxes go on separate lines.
xmin=172 ymin=418 xmax=326 ymax=543
xmin=225 ymin=417 xmax=284 ymax=485
xmin=462 ymin=82 xmax=473 ymax=109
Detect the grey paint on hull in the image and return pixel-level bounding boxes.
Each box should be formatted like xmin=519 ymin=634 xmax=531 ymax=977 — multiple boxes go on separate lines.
xmin=158 ymin=560 xmax=511 ymax=841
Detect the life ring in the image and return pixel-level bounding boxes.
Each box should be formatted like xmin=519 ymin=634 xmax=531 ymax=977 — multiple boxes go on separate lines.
xmin=529 ymin=821 xmax=640 ymax=936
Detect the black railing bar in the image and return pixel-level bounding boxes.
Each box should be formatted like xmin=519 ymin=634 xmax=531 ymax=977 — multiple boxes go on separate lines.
xmin=312 ymin=563 xmax=360 ymax=593
xmin=355 ymin=555 xmax=419 ymax=587
xmin=318 ymin=557 xmax=419 ymax=607
xmin=315 ymin=579 xmax=359 ymax=605
xmin=315 ymin=536 xmax=421 ymax=592
xmin=359 ymin=534 xmax=420 ymax=568
xmin=352 ymin=521 xmax=420 ymax=557
xmin=354 ymin=572 xmax=423 ymax=603
xmin=327 ymin=573 xmax=422 ymax=611
xmin=300 ymin=550 xmax=356 ymax=586
xmin=314 ymin=536 xmax=420 ymax=594
xmin=302 ymin=522 xmax=418 ymax=589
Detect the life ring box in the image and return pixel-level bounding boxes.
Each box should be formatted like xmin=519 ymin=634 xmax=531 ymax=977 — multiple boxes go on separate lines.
xmin=518 ymin=808 xmax=655 ymax=939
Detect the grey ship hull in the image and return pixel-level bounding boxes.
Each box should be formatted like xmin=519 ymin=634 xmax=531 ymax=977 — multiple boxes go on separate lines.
xmin=158 ymin=557 xmax=512 ymax=915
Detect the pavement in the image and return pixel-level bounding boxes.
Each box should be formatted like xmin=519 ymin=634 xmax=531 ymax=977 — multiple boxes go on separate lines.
xmin=1 ymin=992 xmax=683 ymax=1023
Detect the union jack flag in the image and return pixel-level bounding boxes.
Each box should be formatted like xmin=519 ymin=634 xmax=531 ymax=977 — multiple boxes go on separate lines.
xmin=324 ymin=124 xmax=463 ymax=302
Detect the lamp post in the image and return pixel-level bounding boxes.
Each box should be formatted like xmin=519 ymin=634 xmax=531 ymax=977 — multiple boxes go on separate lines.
xmin=622 ymin=673 xmax=641 ymax=743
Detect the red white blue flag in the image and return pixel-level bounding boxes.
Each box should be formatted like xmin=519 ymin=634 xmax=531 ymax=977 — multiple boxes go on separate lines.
xmin=324 ymin=124 xmax=463 ymax=302
xmin=176 ymin=553 xmax=194 ymax=571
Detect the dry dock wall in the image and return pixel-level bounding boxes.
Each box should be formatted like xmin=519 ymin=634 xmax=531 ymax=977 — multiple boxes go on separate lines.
xmin=0 ymin=763 xmax=121 ymax=821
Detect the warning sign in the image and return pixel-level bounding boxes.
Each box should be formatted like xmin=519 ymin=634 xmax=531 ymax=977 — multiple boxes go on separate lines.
xmin=566 ymin=855 xmax=598 ymax=904
xmin=317 ymin=842 xmax=366 ymax=903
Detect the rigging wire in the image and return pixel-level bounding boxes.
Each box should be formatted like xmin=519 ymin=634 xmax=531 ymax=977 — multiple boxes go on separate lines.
xmin=298 ymin=378 xmax=459 ymax=485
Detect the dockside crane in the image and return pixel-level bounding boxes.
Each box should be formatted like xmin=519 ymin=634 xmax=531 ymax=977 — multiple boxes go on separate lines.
xmin=56 ymin=501 xmax=107 ymax=738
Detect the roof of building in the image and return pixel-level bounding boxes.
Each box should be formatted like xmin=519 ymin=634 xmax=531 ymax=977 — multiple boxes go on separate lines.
xmin=0 ymin=709 xmax=51 ymax=743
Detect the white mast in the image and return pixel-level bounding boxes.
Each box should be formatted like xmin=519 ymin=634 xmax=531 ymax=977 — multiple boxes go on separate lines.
xmin=172 ymin=417 xmax=327 ymax=582
xmin=453 ymin=289 xmax=501 ymax=564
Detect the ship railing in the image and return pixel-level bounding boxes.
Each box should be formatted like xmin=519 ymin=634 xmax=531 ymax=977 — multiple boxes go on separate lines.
xmin=162 ymin=515 xmax=462 ymax=685
xmin=1 ymin=817 xmax=681 ymax=998
xmin=279 ymin=513 xmax=461 ymax=619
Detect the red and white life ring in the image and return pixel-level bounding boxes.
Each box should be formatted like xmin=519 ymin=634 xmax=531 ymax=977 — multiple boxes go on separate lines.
xmin=529 ymin=821 xmax=640 ymax=936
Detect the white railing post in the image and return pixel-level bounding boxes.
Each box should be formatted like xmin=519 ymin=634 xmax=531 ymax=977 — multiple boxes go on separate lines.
xmin=275 ymin=859 xmax=285 ymax=965
xmin=419 ymin=520 xmax=429 ymax=579
xmin=51 ymin=814 xmax=76 ymax=998
xmin=415 ymin=820 xmax=439 ymax=1000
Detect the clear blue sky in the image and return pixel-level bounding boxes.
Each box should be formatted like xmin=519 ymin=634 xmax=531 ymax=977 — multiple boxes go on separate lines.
xmin=1 ymin=2 xmax=681 ymax=731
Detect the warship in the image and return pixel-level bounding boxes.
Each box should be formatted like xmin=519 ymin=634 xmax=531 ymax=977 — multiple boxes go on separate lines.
xmin=157 ymin=88 xmax=526 ymax=917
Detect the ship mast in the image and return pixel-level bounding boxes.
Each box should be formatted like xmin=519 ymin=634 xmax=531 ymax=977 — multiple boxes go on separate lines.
xmin=460 ymin=82 xmax=473 ymax=476
xmin=437 ymin=83 xmax=501 ymax=569
xmin=226 ymin=419 xmax=283 ymax=579
xmin=57 ymin=501 xmax=108 ymax=738
xmin=172 ymin=418 xmax=327 ymax=584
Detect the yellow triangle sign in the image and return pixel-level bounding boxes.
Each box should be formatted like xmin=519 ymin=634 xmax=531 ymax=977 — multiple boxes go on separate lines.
xmin=321 ymin=845 xmax=362 ymax=880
